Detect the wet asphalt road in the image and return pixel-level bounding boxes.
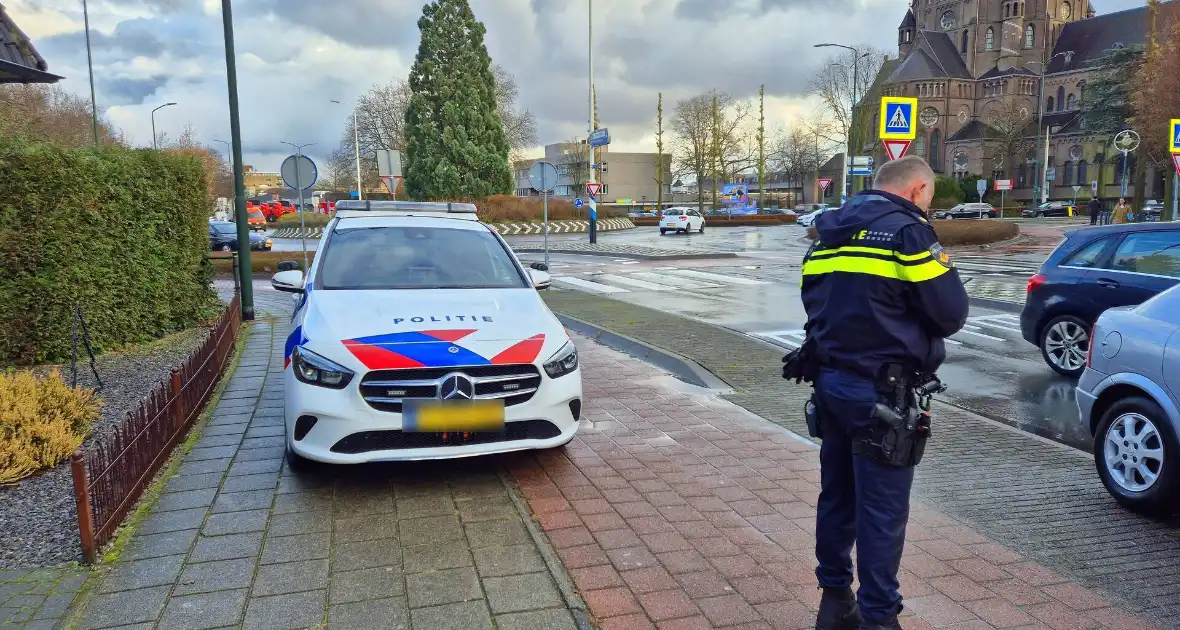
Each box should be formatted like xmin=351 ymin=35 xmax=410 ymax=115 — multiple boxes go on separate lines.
xmin=268 ymin=222 xmax=1090 ymax=451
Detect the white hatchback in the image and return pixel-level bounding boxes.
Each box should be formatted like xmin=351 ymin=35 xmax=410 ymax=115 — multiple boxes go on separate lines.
xmin=659 ymin=208 xmax=705 ymax=234
xmin=271 ymin=201 xmax=583 ymax=468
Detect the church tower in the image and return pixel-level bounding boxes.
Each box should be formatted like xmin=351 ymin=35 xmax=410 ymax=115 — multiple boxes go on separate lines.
xmin=898 ymin=9 xmax=917 ymax=57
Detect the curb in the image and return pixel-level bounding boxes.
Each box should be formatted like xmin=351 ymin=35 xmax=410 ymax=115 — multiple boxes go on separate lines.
xmin=515 ymin=247 xmax=737 ymax=261
xmin=557 ymin=313 xmax=731 ymax=390
xmin=498 ymin=470 xmax=594 ymax=630
xmin=968 ymin=295 xmax=1023 ymax=313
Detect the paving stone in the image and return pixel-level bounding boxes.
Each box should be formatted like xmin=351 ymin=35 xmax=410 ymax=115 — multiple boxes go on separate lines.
xmin=330 ymin=567 xmax=404 ymax=604
xmin=99 ymin=555 xmax=185 ymax=593
xmin=483 ymin=572 xmax=563 ymax=614
xmin=333 ymin=514 xmax=399 ymax=544
xmin=188 ymin=532 xmax=263 ymax=563
xmin=122 ymin=529 xmax=199 ymax=561
xmin=139 ymin=508 xmax=209 ymax=535
xmin=165 ymin=472 xmax=224 ymax=493
xmin=187 ymin=445 xmax=240 ymax=462
xmin=395 ymin=493 xmax=454 ymax=519
xmin=494 ymin=608 xmax=579 ymax=630
xmin=201 ymin=424 xmax=247 ymax=438
xmin=403 ymin=543 xmax=472 ymax=573
xmin=219 ymin=472 xmax=279 ymax=493
xmin=174 ymin=558 xmax=257 ymax=596
xmin=246 ymin=425 xmax=286 ymax=439
xmin=202 ymin=509 xmax=269 ymax=536
xmin=242 ymin=590 xmax=326 ymax=630
xmin=409 ymin=600 xmax=494 ymax=630
xmin=328 ymin=596 xmax=410 ymax=630
xmin=335 ymin=494 xmax=396 ymax=518
xmin=333 ymin=538 xmax=402 ymax=572
xmin=33 ymin=592 xmax=76 ymax=620
xmin=268 ymin=511 xmax=333 ymax=537
xmin=458 ymin=496 xmax=518 ymax=523
xmin=399 ymin=515 xmax=464 ymax=546
xmin=405 ymin=567 xmax=482 ymax=608
xmin=272 ymin=490 xmax=335 ymax=515
xmin=156 ymin=488 xmax=218 ymax=513
xmin=211 ymin=489 xmax=275 ymax=514
xmin=77 ymin=585 xmax=170 ymax=630
xmin=158 ymin=589 xmax=248 ymax=630
xmin=252 ymin=559 xmax=329 ymax=597
xmin=227 ymin=458 xmax=283 ymax=477
xmin=241 ymin=436 xmax=285 ymax=450
xmin=194 ymin=434 xmax=243 ymax=449
xmin=473 ymin=545 xmax=548 ymax=578
xmin=261 ymin=532 xmax=331 ymax=564
xmin=235 ymin=446 xmax=286 ymax=463
xmin=178 ymin=458 xmax=233 ymax=476
xmin=465 ymin=519 xmax=533 ymax=549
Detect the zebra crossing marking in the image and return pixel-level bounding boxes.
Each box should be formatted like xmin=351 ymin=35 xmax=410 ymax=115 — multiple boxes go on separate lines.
xmin=628 ymin=272 xmax=722 ymax=289
xmin=591 ymin=274 xmax=679 ymax=291
xmin=552 ymin=276 xmax=628 ymax=293
xmin=664 ymin=269 xmax=769 ymax=286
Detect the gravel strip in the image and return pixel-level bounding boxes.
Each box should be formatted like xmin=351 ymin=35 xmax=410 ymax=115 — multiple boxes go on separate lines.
xmin=0 ymin=327 xmax=209 ymax=568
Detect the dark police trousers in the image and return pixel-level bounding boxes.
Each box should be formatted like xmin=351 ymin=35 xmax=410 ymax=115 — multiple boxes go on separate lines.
xmin=814 ymin=367 xmax=915 ymax=623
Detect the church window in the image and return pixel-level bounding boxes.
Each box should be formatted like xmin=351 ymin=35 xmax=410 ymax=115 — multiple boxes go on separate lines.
xmin=914 ymin=132 xmax=927 ymax=160
xmin=961 ymin=30 xmax=968 ymax=53
xmin=1078 ymin=160 xmax=1088 ymax=184
xmin=1003 ymin=3 xmax=1009 ymax=18
xmin=1046 ymin=96 xmax=1054 ymax=111
xmin=1056 ymin=86 xmax=1065 ymax=110
xmin=1063 ymin=161 xmax=1076 ymax=185
xmin=1066 ymin=93 xmax=1077 ymax=109
xmin=930 ymin=130 xmax=942 ymax=171
xmin=985 ymin=27 xmax=995 ymax=51
xmin=1025 ymin=24 xmax=1034 ymax=48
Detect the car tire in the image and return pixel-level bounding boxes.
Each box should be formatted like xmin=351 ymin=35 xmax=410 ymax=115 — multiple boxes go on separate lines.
xmin=285 ymin=442 xmax=314 ymax=473
xmin=660 ymin=229 xmax=667 ymax=235
xmin=1094 ymin=396 xmax=1180 ymax=516
xmin=1036 ymin=211 xmax=1045 ymax=218
xmin=1039 ymin=315 xmax=1090 ymax=377
xmin=220 ymin=244 xmax=232 ymax=252
xmin=698 ymin=222 xmax=705 ymax=233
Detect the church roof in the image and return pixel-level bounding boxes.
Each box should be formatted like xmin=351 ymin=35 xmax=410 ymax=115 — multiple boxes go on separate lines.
xmin=899 ymin=9 xmax=916 ymax=29
xmin=1048 ymin=2 xmax=1180 ymax=73
xmin=978 ymin=66 xmax=1037 ymax=79
xmin=947 ymin=120 xmax=989 ymax=142
xmin=885 ymin=29 xmax=971 ymax=82
xmin=0 ymin=3 xmax=61 ymax=83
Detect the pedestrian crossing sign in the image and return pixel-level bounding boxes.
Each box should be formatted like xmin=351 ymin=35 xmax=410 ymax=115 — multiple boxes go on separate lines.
xmin=879 ymin=97 xmax=918 ymax=140
xmin=1170 ymin=119 xmax=1180 ymax=153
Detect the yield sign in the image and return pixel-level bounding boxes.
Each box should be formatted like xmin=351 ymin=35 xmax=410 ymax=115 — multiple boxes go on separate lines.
xmin=1172 ymin=154 xmax=1180 ymax=177
xmin=883 ymin=139 xmax=911 ymax=161
xmin=586 ymin=182 xmax=603 ymax=197
xmin=817 ymin=178 xmax=833 ymax=192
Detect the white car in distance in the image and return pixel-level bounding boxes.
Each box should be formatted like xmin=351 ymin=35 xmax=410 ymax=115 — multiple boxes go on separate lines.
xmin=271 ymin=200 xmax=584 ymax=469
xmin=659 ymin=207 xmax=705 ymax=235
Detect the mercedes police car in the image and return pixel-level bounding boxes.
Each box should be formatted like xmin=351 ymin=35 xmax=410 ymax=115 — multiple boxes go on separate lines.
xmin=270 ymin=200 xmax=583 ymax=468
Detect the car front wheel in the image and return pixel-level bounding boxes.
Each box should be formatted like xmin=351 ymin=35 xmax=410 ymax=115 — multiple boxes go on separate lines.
xmin=1095 ymin=396 xmax=1179 ymax=516
xmin=1039 ymin=315 xmax=1089 ymax=377
xmin=220 ymin=244 xmax=232 ymax=252
xmin=698 ymin=222 xmax=705 ymax=233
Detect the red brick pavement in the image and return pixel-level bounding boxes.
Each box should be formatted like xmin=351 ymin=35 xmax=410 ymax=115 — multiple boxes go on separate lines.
xmin=506 ymin=336 xmax=1160 ymax=630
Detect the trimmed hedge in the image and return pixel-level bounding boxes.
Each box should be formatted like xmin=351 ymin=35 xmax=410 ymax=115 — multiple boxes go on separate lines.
xmin=0 ymin=141 xmax=218 ymax=365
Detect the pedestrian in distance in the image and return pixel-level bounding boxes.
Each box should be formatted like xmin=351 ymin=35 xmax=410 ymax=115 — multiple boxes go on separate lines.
xmin=1088 ymin=196 xmax=1103 ymax=226
xmin=781 ymin=156 xmax=969 ymax=630
xmin=1112 ymin=197 xmax=1130 ymax=224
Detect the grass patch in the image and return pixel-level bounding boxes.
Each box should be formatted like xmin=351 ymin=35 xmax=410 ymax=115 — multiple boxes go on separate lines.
xmin=806 ymin=219 xmax=1018 ymax=247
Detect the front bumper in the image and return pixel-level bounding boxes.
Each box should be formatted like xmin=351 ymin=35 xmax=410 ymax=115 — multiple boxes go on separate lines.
xmin=285 ymin=367 xmax=583 ymax=464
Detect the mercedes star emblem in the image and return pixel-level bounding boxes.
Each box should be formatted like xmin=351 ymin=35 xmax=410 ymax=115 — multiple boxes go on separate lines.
xmin=439 ymin=374 xmax=475 ymax=400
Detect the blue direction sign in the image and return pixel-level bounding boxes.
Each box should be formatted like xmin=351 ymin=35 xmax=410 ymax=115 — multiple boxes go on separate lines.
xmin=849 ymin=166 xmax=873 ymax=176
xmin=879 ymin=97 xmax=918 ymax=141
xmin=574 ymin=198 xmax=584 ymax=209
xmin=589 ymin=128 xmax=611 ymax=148
xmin=1170 ymin=119 xmax=1180 ymax=153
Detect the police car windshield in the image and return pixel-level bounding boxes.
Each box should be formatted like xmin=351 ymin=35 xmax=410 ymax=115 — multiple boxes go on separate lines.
xmin=318 ymin=226 xmax=529 ymax=290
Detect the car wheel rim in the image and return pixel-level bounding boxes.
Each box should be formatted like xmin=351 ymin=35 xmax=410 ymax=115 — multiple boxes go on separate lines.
xmin=1103 ymin=412 xmax=1164 ymax=492
xmin=1044 ymin=321 xmax=1088 ymax=371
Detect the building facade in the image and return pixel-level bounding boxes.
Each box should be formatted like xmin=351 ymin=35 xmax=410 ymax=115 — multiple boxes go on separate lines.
xmin=513 ymin=143 xmax=672 ymax=204
xmin=871 ymin=0 xmax=1174 ymax=203
xmin=243 ymin=165 xmax=282 ymax=196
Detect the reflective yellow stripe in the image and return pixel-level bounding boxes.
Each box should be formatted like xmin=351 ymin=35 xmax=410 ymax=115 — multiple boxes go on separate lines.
xmin=807 ymin=245 xmax=933 ymax=262
xmin=801 ymin=255 xmax=949 ymax=282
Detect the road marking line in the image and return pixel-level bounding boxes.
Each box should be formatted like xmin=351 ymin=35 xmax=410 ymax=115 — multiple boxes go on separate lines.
xmin=664 ymin=269 xmax=769 ymax=285
xmin=593 ymin=274 xmax=678 ymax=291
xmin=628 ymin=272 xmax=722 ymax=289
xmin=553 ymin=276 xmax=629 ymax=293
xmin=956 ymin=327 xmax=1006 ymax=341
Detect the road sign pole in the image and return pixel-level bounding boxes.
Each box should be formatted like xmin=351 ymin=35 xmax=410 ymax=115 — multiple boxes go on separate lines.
xmin=296 ymin=149 xmax=308 ymax=272
xmin=543 ymin=189 xmax=549 ymax=266
xmin=1121 ymin=150 xmax=1129 ymax=198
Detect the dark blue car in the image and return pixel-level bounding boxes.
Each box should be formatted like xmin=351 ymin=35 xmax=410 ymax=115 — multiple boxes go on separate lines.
xmin=1021 ymin=223 xmax=1180 ymax=376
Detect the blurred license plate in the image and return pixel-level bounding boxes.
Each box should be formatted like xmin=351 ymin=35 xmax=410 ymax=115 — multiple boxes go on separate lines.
xmin=402 ymin=400 xmax=504 ymax=433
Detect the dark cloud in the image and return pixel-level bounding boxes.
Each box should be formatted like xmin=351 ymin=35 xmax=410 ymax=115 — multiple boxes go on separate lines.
xmin=674 ymin=0 xmax=850 ymax=20
xmin=100 ymin=75 xmax=169 ymax=105
xmin=142 ymin=0 xmax=202 ymax=13
xmin=242 ymin=0 xmax=421 ymax=51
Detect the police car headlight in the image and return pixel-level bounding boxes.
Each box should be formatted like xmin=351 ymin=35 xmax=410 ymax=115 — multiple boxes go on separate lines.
xmin=292 ymin=346 xmax=354 ymax=389
xmin=543 ymin=341 xmax=579 ymax=379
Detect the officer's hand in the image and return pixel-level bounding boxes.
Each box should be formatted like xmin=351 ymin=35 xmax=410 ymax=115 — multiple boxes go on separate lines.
xmin=781 ymin=352 xmax=803 ymax=383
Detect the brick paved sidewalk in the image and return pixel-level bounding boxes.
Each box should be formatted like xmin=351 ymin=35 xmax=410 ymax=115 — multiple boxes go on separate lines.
xmin=69 ymin=320 xmax=587 ymax=630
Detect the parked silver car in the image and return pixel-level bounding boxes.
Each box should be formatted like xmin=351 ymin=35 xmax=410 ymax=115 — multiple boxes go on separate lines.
xmin=1076 ymin=284 xmax=1180 ymax=515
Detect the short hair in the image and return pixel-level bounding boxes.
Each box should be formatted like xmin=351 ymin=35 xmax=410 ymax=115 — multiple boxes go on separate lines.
xmin=873 ymin=155 xmax=935 ymax=191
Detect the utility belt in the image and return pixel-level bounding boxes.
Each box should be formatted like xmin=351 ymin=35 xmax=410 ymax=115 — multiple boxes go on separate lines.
xmin=798 ymin=362 xmax=946 ymax=468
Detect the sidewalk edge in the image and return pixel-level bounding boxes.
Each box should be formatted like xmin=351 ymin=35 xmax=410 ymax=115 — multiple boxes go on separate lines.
xmin=557 ymin=313 xmax=732 ymax=390
xmin=498 ymin=470 xmax=595 ymax=630
xmin=516 ymin=247 xmax=737 ymax=261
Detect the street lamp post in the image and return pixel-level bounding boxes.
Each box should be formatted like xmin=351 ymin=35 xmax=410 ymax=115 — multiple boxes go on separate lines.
xmin=1029 ymin=51 xmax=1073 ymax=204
xmin=815 ymin=43 xmax=866 ymax=205
xmin=330 ymin=100 xmax=364 ymax=200
xmin=587 ymin=0 xmax=597 ymax=244
xmin=220 ymin=0 xmax=253 ymax=320
xmin=151 ymin=102 xmax=177 ymax=150
xmin=82 ymin=0 xmax=100 ymax=148
xmin=281 ymin=141 xmax=317 ymax=271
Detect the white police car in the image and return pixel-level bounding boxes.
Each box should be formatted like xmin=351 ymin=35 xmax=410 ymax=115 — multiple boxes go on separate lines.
xmin=270 ymin=200 xmax=583 ymax=468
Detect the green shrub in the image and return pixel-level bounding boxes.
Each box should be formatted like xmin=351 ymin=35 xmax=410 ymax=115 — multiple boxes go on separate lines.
xmin=933 ymin=175 xmax=964 ymax=209
xmin=0 ymin=141 xmax=218 ymax=365
xmin=276 ymin=212 xmax=333 ymax=228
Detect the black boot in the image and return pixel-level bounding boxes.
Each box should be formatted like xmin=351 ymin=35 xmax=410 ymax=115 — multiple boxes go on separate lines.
xmin=858 ymin=617 xmax=902 ymax=630
xmin=815 ymin=586 xmax=861 ymax=630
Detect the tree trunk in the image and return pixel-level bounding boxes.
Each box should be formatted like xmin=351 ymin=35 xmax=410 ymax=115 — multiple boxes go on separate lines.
xmin=1131 ymin=159 xmax=1147 ymax=218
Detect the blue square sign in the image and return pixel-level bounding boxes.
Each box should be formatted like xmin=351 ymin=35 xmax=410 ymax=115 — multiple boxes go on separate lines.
xmin=879 ymin=97 xmax=917 ymax=140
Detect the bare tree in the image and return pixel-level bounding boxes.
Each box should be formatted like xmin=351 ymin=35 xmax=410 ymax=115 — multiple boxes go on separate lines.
xmin=980 ymin=99 xmax=1036 ymax=179
xmin=671 ymin=89 xmax=753 ymax=213
xmin=809 ymin=48 xmax=888 ymax=148
xmin=756 ymin=84 xmax=765 ymax=209
xmin=494 ymin=65 xmax=538 ymax=163
xmin=0 ymin=84 xmax=120 ymax=147
xmin=654 ymin=93 xmax=665 ymax=210
xmin=772 ymin=113 xmax=841 ymax=203
xmin=558 ymin=139 xmax=590 ymax=203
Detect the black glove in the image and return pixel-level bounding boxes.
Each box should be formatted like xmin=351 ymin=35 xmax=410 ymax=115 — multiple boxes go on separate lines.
xmin=782 ymin=349 xmax=805 ymax=384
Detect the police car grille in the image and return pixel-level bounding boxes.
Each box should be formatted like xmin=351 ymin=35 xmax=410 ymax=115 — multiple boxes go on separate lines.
xmin=329 ymin=420 xmax=562 ymax=454
xmin=359 ymin=365 xmax=542 ymax=413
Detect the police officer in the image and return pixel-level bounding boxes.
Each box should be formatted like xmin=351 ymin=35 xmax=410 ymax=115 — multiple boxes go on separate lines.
xmin=800 ymin=156 xmax=968 ymax=630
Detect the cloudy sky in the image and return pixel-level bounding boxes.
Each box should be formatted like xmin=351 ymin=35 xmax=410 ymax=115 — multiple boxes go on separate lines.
xmin=11 ymin=0 xmax=1140 ymax=172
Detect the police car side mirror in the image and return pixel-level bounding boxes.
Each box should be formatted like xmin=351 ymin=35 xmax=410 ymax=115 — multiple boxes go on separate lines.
xmin=277 ymin=260 xmax=300 ymax=272
xmin=528 ymin=269 xmax=551 ymax=291
xmin=272 ymin=270 xmax=304 ymax=294
xmin=529 ymin=261 xmax=549 ymax=272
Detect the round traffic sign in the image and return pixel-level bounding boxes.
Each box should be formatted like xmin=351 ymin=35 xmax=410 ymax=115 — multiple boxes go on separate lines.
xmin=528 ymin=161 xmax=559 ymax=193
xmin=281 ymin=154 xmax=318 ymax=190
xmin=574 ymin=198 xmax=584 ymax=209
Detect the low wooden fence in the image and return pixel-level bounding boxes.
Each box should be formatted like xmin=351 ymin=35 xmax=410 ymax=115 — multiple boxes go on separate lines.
xmin=70 ymin=293 xmax=242 ymax=563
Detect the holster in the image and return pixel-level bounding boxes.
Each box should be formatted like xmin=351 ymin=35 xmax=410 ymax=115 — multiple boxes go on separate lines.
xmin=805 ymin=394 xmax=822 ymax=439
xmin=852 ymin=365 xmax=934 ymax=467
